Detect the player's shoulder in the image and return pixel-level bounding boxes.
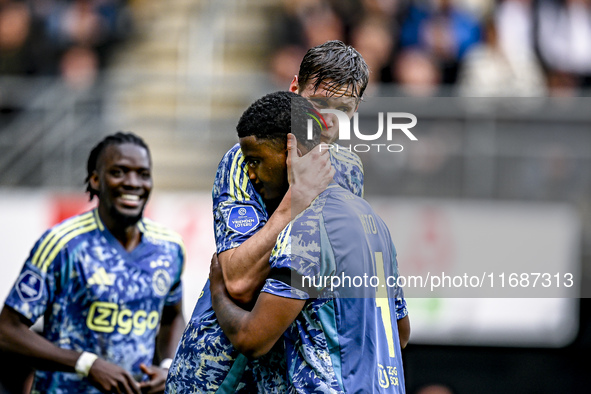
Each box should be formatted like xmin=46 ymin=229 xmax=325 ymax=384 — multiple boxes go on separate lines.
xmin=31 ymin=210 xmax=99 ymax=271
xmin=325 ymin=183 xmax=360 ymax=201
xmin=139 ymin=218 xmax=185 ymax=250
xmin=323 ymin=184 xmax=373 ymax=217
xmin=296 ymin=186 xmax=335 ymax=222
xmin=217 ymin=143 xmax=243 ymax=169
xmin=37 ymin=211 xmax=99 ymax=249
xmin=45 ymin=209 xmax=98 ymax=234
xmin=213 ymin=142 xmax=257 ymax=203
xmin=214 ymin=143 xmax=243 ymax=178
xmin=291 ymin=189 xmax=334 ymax=235
xmin=329 ymin=144 xmax=364 ymax=170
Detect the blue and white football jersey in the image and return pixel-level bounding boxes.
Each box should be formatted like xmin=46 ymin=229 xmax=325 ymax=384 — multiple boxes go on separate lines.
xmin=166 ymin=143 xmax=364 ymax=393
xmin=4 ymin=209 xmax=184 ymax=393
xmin=262 ymin=183 xmax=407 ymax=393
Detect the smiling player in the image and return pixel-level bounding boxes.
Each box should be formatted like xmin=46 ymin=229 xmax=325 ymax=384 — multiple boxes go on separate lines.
xmin=0 ymin=132 xmax=186 ymax=394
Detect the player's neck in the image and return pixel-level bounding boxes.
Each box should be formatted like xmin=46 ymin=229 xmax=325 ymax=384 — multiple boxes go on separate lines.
xmin=98 ymin=207 xmax=142 ymax=251
xmin=110 ymin=225 xmax=142 ymax=252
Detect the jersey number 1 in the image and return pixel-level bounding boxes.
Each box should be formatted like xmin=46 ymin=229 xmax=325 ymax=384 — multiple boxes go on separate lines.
xmin=375 ymin=251 xmax=396 ymax=358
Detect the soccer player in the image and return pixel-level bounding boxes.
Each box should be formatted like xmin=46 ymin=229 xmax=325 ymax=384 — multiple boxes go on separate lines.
xmin=166 ymin=41 xmax=406 ymax=392
xmin=210 ymin=90 xmax=407 ymax=392
xmin=0 ymin=132 xmax=186 ymax=394
xmin=289 ymin=40 xmax=367 ymax=197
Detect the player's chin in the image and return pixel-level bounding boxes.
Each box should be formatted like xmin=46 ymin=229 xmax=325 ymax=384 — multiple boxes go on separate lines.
xmin=113 ymin=205 xmax=145 ymax=225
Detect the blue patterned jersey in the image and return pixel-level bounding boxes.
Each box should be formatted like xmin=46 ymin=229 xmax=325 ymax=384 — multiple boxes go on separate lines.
xmin=330 ymin=143 xmax=364 ymax=198
xmin=211 ymin=143 xmax=364 ymax=255
xmin=166 ymin=143 xmax=364 ymax=393
xmin=4 ymin=209 xmax=184 ymax=394
xmin=261 ymin=183 xmax=407 ymax=393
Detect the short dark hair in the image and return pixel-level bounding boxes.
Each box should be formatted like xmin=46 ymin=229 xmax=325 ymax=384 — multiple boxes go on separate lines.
xmin=236 ymin=91 xmax=322 ymax=150
xmin=298 ymin=40 xmax=369 ymax=100
xmin=85 ymin=132 xmax=150 ymax=200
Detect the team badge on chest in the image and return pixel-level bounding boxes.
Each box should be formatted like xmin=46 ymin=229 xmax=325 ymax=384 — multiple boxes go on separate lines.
xmin=152 ymin=269 xmax=172 ymax=296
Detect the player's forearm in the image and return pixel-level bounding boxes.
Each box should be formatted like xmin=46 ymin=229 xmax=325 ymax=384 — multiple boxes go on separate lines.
xmin=0 ymin=306 xmax=79 ymax=372
xmin=220 ymin=190 xmax=293 ymax=303
xmin=156 ymin=302 xmax=185 ymax=361
xmin=397 ymin=315 xmax=410 ymax=349
xmin=211 ymin=253 xmax=305 ymax=359
xmin=210 ymin=282 xmax=262 ymax=358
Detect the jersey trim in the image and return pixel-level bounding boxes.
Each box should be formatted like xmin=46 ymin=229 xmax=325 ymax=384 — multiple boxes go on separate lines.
xmin=32 ymin=212 xmax=93 ymax=269
xmin=229 ymin=149 xmax=251 ymax=202
xmin=140 ymin=219 xmax=186 ymax=258
xmin=33 ymin=212 xmax=98 ymax=273
xmin=275 ymin=223 xmax=291 ymax=255
xmin=92 ymin=209 xmax=104 ymax=232
xmin=216 ymin=354 xmax=249 ymax=393
xmin=42 ymin=223 xmax=97 ymax=273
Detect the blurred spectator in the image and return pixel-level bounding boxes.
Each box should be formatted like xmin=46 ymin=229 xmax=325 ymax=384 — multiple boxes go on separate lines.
xmin=457 ymin=15 xmax=546 ymax=96
xmin=546 ymin=70 xmax=581 ymax=96
xmin=496 ymin=0 xmax=536 ymax=60
xmin=0 ymin=1 xmax=32 ymax=74
xmin=59 ymin=45 xmax=99 ymax=90
xmin=271 ymin=0 xmax=345 ymax=49
xmin=301 ymin=1 xmax=345 ymax=48
xmin=350 ymin=15 xmax=395 ymax=94
xmin=268 ymin=0 xmax=358 ymax=89
xmin=268 ymin=45 xmax=307 ymax=89
xmin=362 ymin=0 xmax=401 ymax=18
xmin=0 ymin=0 xmax=132 ymax=77
xmin=399 ymin=0 xmax=482 ymax=84
xmin=57 ymin=0 xmax=107 ymax=47
xmin=393 ymin=48 xmax=442 ymax=96
xmin=537 ymin=0 xmax=591 ymax=84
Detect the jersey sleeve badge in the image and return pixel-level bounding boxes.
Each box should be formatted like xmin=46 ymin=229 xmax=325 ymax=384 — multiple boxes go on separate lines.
xmin=227 ymin=205 xmax=260 ymax=235
xmin=16 ymin=270 xmax=44 ymax=302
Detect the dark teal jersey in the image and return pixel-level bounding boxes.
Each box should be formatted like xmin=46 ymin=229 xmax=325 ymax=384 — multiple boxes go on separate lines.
xmin=4 ymin=209 xmax=184 ymax=393
xmin=262 ymin=184 xmax=407 ymax=393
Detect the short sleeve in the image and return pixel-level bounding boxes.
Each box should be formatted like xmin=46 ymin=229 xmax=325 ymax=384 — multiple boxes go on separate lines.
xmin=4 ymin=232 xmax=64 ymax=324
xmin=212 ymin=145 xmax=268 ymax=254
xmin=164 ymin=243 xmax=184 ymax=306
xmin=390 ymin=242 xmax=408 ymax=320
xmin=261 ymin=206 xmax=325 ymax=299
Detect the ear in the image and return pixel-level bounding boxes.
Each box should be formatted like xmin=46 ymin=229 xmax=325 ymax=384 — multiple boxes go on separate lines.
xmin=89 ymin=171 xmax=100 ymax=193
xmin=289 ymin=76 xmax=299 ymax=93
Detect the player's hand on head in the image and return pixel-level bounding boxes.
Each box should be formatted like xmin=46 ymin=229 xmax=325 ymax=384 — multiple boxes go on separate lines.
xmin=287 ymin=133 xmax=334 ymax=215
xmin=138 ymin=363 xmax=167 ymax=394
xmin=87 ymin=358 xmax=141 ymax=394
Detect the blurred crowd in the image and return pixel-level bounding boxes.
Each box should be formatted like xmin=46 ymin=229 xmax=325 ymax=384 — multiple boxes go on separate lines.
xmin=268 ymin=0 xmax=591 ymax=97
xmin=0 ymin=0 xmax=133 ymax=89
